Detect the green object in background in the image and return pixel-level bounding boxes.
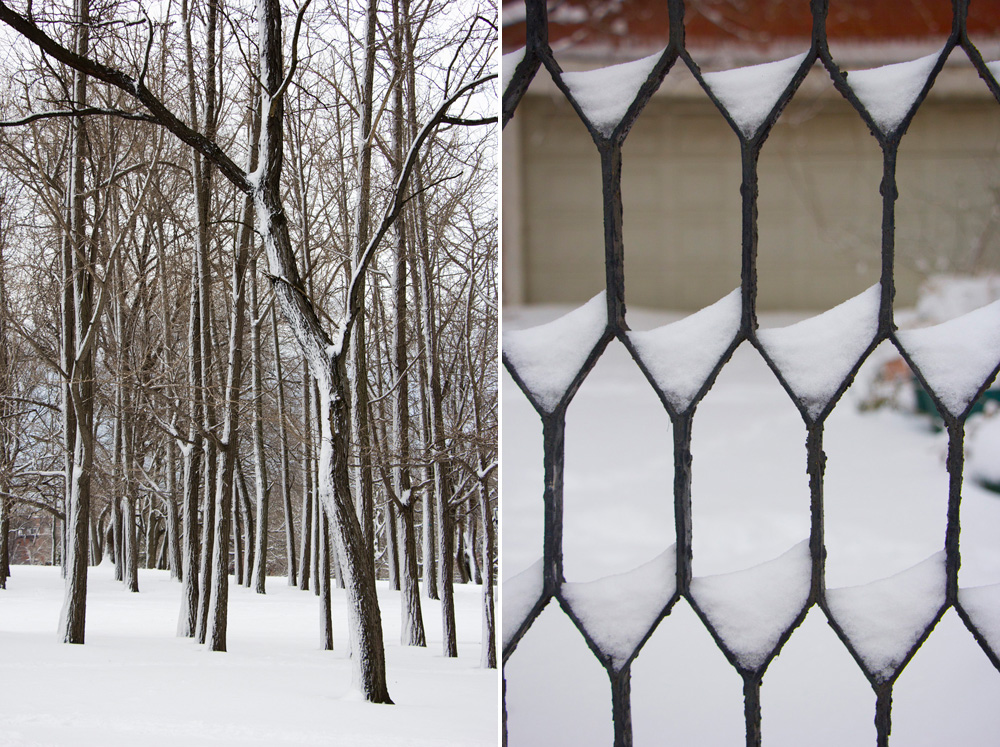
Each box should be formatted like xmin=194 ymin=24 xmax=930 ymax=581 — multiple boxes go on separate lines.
xmin=914 ymin=387 xmax=1000 ymax=425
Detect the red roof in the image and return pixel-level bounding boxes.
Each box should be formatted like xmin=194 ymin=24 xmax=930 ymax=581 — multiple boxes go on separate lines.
xmin=502 ymin=1 xmax=1000 ymax=53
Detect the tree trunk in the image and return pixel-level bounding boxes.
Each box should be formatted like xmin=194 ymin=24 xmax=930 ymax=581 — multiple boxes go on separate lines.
xmin=122 ymin=492 xmax=139 ymax=593
xmin=196 ymin=441 xmax=216 ymax=643
xmin=385 ymin=501 xmax=399 ymax=590
xmin=319 ymin=502 xmax=333 ymax=650
xmin=250 ymin=262 xmax=269 ymax=593
xmin=186 ymin=0 xmax=219 ymax=646
xmin=205 ymin=98 xmax=257 ymax=649
xmin=233 ymin=492 xmax=244 ymax=586
xmin=253 ymin=0 xmax=390 ymax=698
xmin=237 ymin=462 xmax=255 ymax=587
xmin=271 ymin=304 xmax=296 ymax=586
xmin=177 ymin=258 xmax=202 ymax=638
xmin=389 ymin=0 xmax=424 ymax=644
xmin=164 ymin=443 xmax=181 ymax=579
xmin=397 ymin=501 xmax=425 ymax=646
xmin=59 ymin=0 xmax=93 ymax=644
xmin=0 ymin=497 xmax=8 ymax=588
xmin=298 ymin=363 xmax=313 ymax=592
xmin=455 ymin=514 xmax=470 ymax=584
xmin=348 ymin=0 xmax=380 ymax=563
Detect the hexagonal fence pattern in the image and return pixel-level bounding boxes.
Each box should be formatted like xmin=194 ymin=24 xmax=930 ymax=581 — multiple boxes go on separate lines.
xmin=501 ymin=2 xmax=1000 ymax=746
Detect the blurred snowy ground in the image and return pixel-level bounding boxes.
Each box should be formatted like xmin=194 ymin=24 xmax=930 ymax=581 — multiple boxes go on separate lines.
xmin=502 ymin=287 xmax=1000 ymax=746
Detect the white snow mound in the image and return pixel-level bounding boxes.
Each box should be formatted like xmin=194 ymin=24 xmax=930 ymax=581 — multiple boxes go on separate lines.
xmin=691 ymin=540 xmax=811 ymax=671
xmin=846 ymin=51 xmax=941 ymax=134
xmin=968 ymin=415 xmax=1000 ymax=487
xmin=958 ymin=583 xmax=1000 ymax=659
xmin=703 ymin=52 xmax=808 ymax=138
xmin=758 ymin=284 xmax=880 ymax=420
xmin=502 ymin=47 xmax=526 ymax=96
xmin=562 ymin=50 xmax=664 ymax=137
xmin=826 ymin=552 xmax=946 ymax=682
xmin=896 ymin=299 xmax=1000 ymax=418
xmin=503 ymin=293 xmax=607 ymax=412
xmin=628 ymin=289 xmax=741 ymax=412
xmin=561 ymin=547 xmax=676 ymax=670
xmin=986 ymin=60 xmax=1000 ymax=85
xmin=502 ymin=558 xmax=545 ymax=653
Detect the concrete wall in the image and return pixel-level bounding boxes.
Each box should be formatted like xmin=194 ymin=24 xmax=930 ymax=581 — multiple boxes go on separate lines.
xmin=503 ymin=82 xmax=1000 ymax=311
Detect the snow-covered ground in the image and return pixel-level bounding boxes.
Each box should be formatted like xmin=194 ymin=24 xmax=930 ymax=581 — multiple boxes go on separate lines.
xmin=0 ymin=563 xmax=496 ymax=746
xmin=502 ymin=302 xmax=1000 ymax=746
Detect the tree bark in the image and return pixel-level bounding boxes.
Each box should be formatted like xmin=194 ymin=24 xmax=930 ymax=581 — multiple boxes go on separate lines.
xmin=271 ymin=304 xmax=296 ymax=586
xmin=177 ymin=254 xmax=202 ymax=638
xmin=205 ymin=92 xmax=258 ymax=650
xmin=298 ymin=362 xmax=313 ymax=592
xmin=389 ymin=0 xmax=424 ymax=646
xmin=0 ymin=497 xmax=9 ymax=588
xmin=319 ymin=502 xmax=333 ymax=650
xmin=59 ymin=0 xmax=93 ymax=644
xmin=250 ymin=261 xmax=270 ymax=593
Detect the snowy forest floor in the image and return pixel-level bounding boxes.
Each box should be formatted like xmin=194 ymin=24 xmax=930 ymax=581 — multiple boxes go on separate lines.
xmin=503 ymin=304 xmax=1000 ymax=746
xmin=0 ymin=563 xmax=496 ymax=746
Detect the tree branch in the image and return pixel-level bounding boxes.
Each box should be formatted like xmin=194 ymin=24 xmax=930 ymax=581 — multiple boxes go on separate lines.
xmin=0 ymin=106 xmax=157 ymax=127
xmin=0 ymin=0 xmax=250 ymax=192
xmin=441 ymin=115 xmax=497 ymax=126
xmin=270 ymin=0 xmax=313 ymax=117
xmin=339 ymin=72 xmax=497 ymax=353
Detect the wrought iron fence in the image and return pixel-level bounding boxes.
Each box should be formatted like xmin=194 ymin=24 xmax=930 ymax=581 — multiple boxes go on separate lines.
xmin=501 ymin=1 xmax=1000 ymax=745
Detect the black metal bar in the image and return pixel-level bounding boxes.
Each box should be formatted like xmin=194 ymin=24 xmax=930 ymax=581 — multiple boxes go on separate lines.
xmin=743 ymin=675 xmax=763 ymax=747
xmin=673 ymin=412 xmax=694 ymax=595
xmin=944 ymin=420 xmax=965 ymax=606
xmin=610 ymin=667 xmax=633 ymax=747
xmin=502 ymin=672 xmax=508 ymax=747
xmin=601 ymin=144 xmax=627 ymax=333
xmin=740 ymin=145 xmax=760 ymax=335
xmin=875 ymin=685 xmax=893 ymax=747
xmin=878 ymin=145 xmax=898 ymax=335
xmin=541 ymin=414 xmax=566 ymax=592
xmin=806 ymin=425 xmax=827 ymax=604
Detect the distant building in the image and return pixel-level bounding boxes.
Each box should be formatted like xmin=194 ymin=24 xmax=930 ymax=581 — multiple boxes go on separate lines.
xmin=9 ymin=514 xmax=57 ymax=565
xmin=503 ymin=1 xmax=1000 ymax=310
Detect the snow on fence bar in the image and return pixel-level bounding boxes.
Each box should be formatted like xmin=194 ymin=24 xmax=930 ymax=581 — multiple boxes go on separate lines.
xmin=501 ymin=2 xmax=1000 ymax=746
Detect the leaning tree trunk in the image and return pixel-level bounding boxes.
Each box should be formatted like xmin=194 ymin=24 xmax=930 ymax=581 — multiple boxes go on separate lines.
xmin=251 ymin=0 xmax=390 ymax=700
